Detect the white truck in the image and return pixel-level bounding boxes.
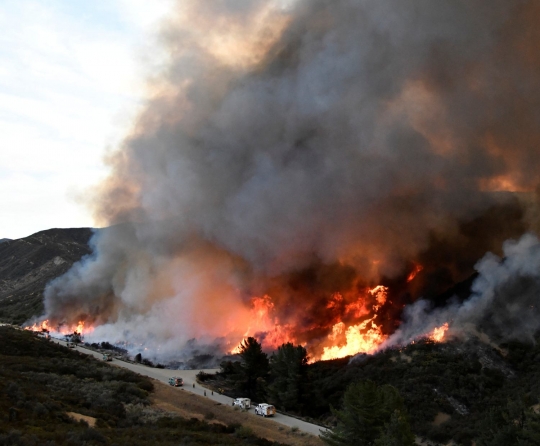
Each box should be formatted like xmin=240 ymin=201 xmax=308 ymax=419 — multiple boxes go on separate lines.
xmin=254 ymin=403 xmax=276 ymax=417
xmin=102 ymin=353 xmax=113 ymax=362
xmin=232 ymin=398 xmax=251 ymax=409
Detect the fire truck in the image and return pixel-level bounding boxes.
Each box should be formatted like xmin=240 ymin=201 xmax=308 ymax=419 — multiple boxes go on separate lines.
xmin=232 ymin=398 xmax=251 ymax=409
xmin=254 ymin=403 xmax=276 ymax=417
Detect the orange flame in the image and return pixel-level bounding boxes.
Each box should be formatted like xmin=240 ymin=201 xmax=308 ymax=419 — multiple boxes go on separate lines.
xmin=315 ymin=285 xmax=389 ymax=361
xmin=24 ymin=319 xmax=94 ymax=337
xmin=407 ymin=264 xmax=423 ymax=282
xmin=229 ymin=295 xmax=295 ymax=353
xmin=24 ymin=320 xmax=51 ymax=332
xmin=231 ymin=343 xmax=243 ymax=355
xmin=429 ymin=323 xmax=449 ymax=342
xmin=320 ymin=317 xmax=387 ymax=360
xmin=369 ymin=285 xmax=388 ymax=311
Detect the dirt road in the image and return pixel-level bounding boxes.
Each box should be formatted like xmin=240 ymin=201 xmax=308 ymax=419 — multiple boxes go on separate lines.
xmin=55 ymin=339 xmax=326 ymax=444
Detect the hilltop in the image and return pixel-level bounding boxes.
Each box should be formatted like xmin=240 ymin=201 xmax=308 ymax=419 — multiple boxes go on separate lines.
xmin=0 ymin=228 xmax=94 ymax=324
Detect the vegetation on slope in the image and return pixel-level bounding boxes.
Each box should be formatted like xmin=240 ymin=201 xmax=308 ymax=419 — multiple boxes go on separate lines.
xmin=0 ymin=228 xmax=93 ymax=324
xmin=0 ymin=327 xmax=286 ymax=445
xmin=210 ymin=336 xmax=540 ymax=445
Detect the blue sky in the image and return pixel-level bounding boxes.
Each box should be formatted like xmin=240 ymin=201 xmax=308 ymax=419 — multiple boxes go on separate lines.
xmin=0 ymin=0 xmax=172 ymax=239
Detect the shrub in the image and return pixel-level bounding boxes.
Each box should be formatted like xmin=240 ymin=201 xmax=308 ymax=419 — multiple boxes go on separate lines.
xmin=66 ymin=427 xmax=107 ymax=445
xmin=235 ymin=425 xmax=254 ymax=438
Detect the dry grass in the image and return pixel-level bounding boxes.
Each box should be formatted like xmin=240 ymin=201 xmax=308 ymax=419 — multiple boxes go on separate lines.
xmin=432 ymin=412 xmax=451 ymax=426
xmin=67 ymin=411 xmax=97 ymax=427
xmin=150 ymin=380 xmax=324 ymax=446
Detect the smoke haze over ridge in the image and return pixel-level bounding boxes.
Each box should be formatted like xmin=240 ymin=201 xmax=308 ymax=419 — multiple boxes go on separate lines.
xmin=41 ymin=0 xmax=540 ymax=359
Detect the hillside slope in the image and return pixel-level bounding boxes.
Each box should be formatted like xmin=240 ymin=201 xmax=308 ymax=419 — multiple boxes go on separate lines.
xmin=0 ymin=326 xmax=288 ymax=445
xmin=0 ymin=228 xmax=94 ymax=324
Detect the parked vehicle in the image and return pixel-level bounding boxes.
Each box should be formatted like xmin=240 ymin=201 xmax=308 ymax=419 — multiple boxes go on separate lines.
xmin=168 ymin=377 xmax=184 ymax=387
xmin=254 ymin=403 xmax=276 ymax=417
xmin=102 ymin=353 xmax=112 ymax=361
xmin=232 ymin=398 xmax=251 ymax=409
xmin=67 ymin=342 xmax=75 ymax=348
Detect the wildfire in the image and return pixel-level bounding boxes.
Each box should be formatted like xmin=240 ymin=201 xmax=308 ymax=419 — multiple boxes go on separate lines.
xmin=230 ymin=284 xmax=395 ymax=361
xmin=407 ymin=264 xmax=424 ymax=282
xmin=369 ymin=285 xmax=388 ymax=311
xmin=229 ymin=295 xmax=295 ymax=354
xmin=317 ymin=285 xmax=389 ymax=361
xmin=320 ymin=317 xmax=387 ymax=360
xmin=231 ymin=343 xmax=243 ymax=355
xmin=25 ymin=320 xmax=51 ymax=332
xmin=429 ymin=323 xmax=449 ymax=342
xmin=24 ymin=319 xmax=93 ymax=337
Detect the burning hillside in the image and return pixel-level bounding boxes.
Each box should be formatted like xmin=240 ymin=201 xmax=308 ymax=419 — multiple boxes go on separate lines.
xmin=26 ymin=0 xmax=540 ymax=361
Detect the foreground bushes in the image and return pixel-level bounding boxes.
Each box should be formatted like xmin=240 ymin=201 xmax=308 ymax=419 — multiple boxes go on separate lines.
xmin=0 ymin=327 xmax=285 ymax=445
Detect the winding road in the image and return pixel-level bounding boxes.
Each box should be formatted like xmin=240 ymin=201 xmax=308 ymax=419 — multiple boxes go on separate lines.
xmin=54 ymin=339 xmax=326 ymax=437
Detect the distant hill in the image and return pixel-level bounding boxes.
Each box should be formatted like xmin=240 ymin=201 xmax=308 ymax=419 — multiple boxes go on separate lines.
xmin=0 ymin=238 xmax=11 ymax=244
xmin=0 ymin=228 xmax=94 ymax=324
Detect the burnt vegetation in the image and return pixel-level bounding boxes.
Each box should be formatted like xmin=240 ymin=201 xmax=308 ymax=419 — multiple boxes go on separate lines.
xmin=0 ymin=327 xmax=286 ymax=445
xmin=212 ymin=336 xmax=540 ymax=445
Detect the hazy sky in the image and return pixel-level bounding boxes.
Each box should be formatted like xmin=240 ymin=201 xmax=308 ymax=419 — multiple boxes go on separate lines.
xmin=0 ymin=0 xmax=172 ymax=239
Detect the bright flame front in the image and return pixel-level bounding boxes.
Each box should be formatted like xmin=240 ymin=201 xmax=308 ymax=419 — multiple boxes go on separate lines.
xmin=25 ymin=319 xmax=94 ymax=337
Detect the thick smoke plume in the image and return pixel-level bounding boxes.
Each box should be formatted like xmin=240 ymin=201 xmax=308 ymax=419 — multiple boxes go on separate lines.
xmin=384 ymin=233 xmax=540 ymax=349
xmin=42 ymin=0 xmax=540 ymax=360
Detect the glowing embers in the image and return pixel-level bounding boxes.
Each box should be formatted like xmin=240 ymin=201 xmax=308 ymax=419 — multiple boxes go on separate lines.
xmin=429 ymin=322 xmax=449 ymax=343
xmin=24 ymin=319 xmax=93 ymax=337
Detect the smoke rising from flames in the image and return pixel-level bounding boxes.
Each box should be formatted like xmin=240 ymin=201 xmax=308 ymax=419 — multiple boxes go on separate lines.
xmin=383 ymin=233 xmax=540 ymax=350
xmin=37 ymin=0 xmax=540 ymax=361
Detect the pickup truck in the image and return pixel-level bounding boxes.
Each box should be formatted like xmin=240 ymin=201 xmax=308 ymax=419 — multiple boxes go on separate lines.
xmin=168 ymin=377 xmax=184 ymax=387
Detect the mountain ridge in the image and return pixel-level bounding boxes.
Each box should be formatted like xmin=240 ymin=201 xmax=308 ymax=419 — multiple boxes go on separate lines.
xmin=0 ymin=227 xmax=94 ymax=324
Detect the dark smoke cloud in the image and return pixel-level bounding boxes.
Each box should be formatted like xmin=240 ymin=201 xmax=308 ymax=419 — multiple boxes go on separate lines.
xmin=42 ymin=0 xmax=540 ymax=359
xmin=384 ymin=233 xmax=540 ymax=348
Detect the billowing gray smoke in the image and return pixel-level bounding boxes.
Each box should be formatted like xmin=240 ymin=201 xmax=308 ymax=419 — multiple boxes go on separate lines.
xmin=42 ymin=0 xmax=540 ymax=360
xmin=384 ymin=233 xmax=540 ymax=348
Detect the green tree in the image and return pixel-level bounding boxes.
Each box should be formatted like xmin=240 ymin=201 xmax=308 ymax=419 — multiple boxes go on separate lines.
xmin=375 ymin=410 xmax=415 ymax=446
xmin=477 ymin=398 xmax=540 ymax=446
xmin=238 ymin=337 xmax=269 ymax=399
xmin=320 ymin=380 xmax=414 ymax=446
xmin=268 ymin=343 xmax=309 ymax=413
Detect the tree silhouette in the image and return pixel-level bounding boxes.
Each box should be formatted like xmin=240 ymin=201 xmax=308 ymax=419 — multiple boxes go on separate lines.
xmin=321 ymin=380 xmax=414 ymax=446
xmin=268 ymin=342 xmax=309 ymax=413
xmin=238 ymin=337 xmax=269 ymax=399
